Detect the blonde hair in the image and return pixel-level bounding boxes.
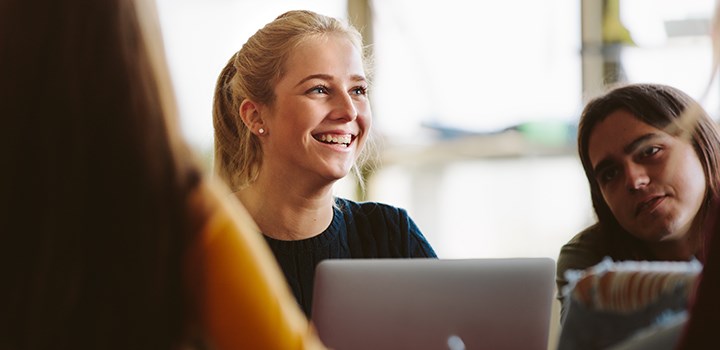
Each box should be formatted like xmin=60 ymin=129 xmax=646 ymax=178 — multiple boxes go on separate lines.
xmin=213 ymin=10 xmax=372 ymax=190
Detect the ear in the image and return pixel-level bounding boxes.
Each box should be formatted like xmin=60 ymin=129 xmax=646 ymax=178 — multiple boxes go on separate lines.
xmin=239 ymin=99 xmax=265 ymax=135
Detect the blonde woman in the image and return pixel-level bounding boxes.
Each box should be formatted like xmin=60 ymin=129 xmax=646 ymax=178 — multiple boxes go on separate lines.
xmin=213 ymin=10 xmax=437 ymax=316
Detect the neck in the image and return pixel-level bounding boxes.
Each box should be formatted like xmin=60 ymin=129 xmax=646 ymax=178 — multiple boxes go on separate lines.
xmin=235 ymin=170 xmax=335 ymax=241
xmin=647 ymin=220 xmax=703 ymax=261
xmin=648 ymin=240 xmax=697 ymax=261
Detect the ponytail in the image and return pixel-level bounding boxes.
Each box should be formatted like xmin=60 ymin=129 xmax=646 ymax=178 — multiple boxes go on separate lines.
xmin=212 ymin=53 xmax=262 ymax=190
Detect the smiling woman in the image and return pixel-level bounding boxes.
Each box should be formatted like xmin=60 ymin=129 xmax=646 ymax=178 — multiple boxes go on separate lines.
xmin=244 ymin=33 xmax=371 ymax=185
xmin=555 ymin=83 xmax=720 ymax=318
xmin=212 ymin=10 xmax=437 ymax=317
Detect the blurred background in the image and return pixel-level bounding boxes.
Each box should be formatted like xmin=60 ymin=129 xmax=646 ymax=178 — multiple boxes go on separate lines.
xmin=155 ymin=0 xmax=718 ymax=261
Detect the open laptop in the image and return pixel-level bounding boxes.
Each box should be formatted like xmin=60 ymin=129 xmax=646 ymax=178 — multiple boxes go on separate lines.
xmin=311 ymin=258 xmax=556 ymax=350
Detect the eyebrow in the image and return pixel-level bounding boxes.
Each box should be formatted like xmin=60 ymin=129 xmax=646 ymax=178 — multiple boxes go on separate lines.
xmin=591 ymin=132 xmax=662 ymax=176
xmin=623 ymin=132 xmax=661 ymax=154
xmin=295 ymin=73 xmax=367 ymax=87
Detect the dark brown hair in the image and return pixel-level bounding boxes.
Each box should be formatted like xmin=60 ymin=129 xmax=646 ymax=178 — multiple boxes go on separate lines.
xmin=0 ymin=0 xmax=202 ymax=349
xmin=577 ymin=83 xmax=720 ymax=259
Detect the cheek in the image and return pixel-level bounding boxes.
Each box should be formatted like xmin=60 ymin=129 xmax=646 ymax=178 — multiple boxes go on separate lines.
xmin=354 ymin=132 xmax=369 ymax=155
xmin=600 ymin=187 xmax=628 ymax=217
xmin=676 ymin=156 xmax=707 ymax=206
xmin=356 ymin=108 xmax=372 ymax=142
xmin=359 ymin=104 xmax=372 ymax=128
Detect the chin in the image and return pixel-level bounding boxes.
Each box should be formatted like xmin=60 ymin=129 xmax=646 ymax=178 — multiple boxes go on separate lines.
xmin=636 ymin=226 xmax=677 ymax=242
xmin=624 ymin=222 xmax=664 ymax=241
xmin=322 ymin=168 xmax=352 ymax=182
xmin=329 ymin=163 xmax=354 ymax=177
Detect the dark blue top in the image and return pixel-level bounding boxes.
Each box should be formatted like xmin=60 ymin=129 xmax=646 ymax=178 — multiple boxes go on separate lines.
xmin=263 ymin=197 xmax=437 ymax=317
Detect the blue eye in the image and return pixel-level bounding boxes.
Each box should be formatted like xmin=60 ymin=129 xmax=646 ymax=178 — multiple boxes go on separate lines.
xmin=351 ymin=86 xmax=368 ymax=96
xmin=308 ymin=85 xmax=329 ymax=94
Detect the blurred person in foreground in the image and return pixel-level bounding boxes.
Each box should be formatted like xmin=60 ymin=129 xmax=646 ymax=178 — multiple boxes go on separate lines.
xmin=0 ymin=0 xmax=326 ymax=349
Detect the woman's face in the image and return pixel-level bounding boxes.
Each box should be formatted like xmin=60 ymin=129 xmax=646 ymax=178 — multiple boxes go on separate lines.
xmin=588 ymin=109 xmax=706 ymax=242
xmin=260 ymin=34 xmax=371 ymax=183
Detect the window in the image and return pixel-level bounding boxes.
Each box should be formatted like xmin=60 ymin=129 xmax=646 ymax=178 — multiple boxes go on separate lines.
xmin=370 ymin=0 xmax=582 ymax=140
xmin=620 ymin=0 xmax=718 ymax=114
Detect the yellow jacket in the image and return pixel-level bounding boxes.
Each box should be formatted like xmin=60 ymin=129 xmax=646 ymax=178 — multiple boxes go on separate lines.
xmin=194 ymin=181 xmax=326 ymax=350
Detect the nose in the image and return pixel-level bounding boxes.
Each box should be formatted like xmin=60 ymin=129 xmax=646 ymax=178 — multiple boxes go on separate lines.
xmin=625 ymin=163 xmax=650 ymax=192
xmin=329 ymin=91 xmax=358 ymax=122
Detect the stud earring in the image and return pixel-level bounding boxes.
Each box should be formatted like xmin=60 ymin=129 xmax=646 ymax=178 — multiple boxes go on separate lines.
xmin=258 ymin=128 xmax=265 ymax=135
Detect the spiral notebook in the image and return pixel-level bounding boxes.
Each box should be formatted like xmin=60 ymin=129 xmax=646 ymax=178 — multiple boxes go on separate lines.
xmin=311 ymin=258 xmax=556 ymax=350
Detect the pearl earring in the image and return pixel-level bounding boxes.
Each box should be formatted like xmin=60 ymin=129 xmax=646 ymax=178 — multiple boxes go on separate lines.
xmin=258 ymin=128 xmax=265 ymax=135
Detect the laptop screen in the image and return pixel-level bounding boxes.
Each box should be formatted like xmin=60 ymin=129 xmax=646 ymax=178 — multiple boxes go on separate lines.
xmin=311 ymin=258 xmax=556 ymax=350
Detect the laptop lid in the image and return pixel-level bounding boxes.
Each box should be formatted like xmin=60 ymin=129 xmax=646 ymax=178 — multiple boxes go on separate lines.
xmin=311 ymin=258 xmax=556 ymax=350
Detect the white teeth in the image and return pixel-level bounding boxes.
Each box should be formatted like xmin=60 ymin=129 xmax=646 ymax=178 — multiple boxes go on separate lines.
xmin=317 ymin=134 xmax=351 ymax=145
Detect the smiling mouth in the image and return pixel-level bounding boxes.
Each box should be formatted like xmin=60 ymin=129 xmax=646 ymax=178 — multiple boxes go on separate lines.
xmin=635 ymin=196 xmax=666 ymax=216
xmin=313 ymin=133 xmax=354 ymax=147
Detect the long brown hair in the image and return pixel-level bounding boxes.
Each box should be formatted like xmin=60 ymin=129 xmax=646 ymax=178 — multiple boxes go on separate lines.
xmin=577 ymin=83 xmax=720 ymax=259
xmin=0 ymin=0 xmax=202 ymax=349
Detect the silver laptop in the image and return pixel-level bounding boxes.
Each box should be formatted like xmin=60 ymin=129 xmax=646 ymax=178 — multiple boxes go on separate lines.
xmin=311 ymin=258 xmax=556 ymax=350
